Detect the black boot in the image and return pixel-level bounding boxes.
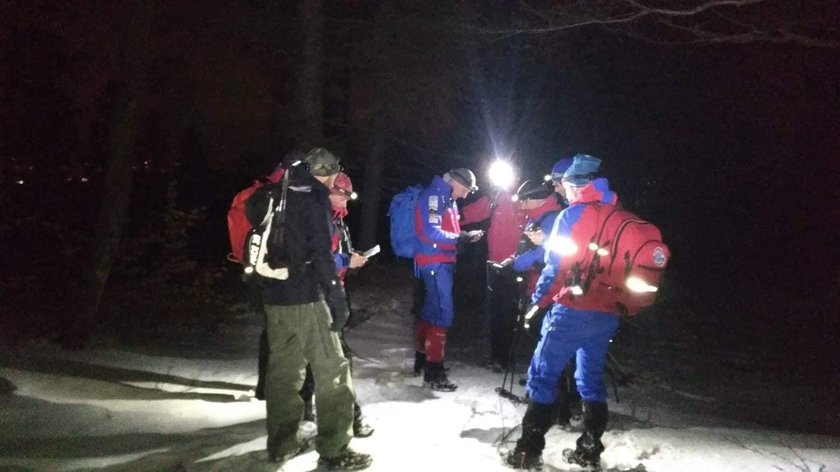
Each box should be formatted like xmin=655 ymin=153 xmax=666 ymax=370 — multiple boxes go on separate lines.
xmin=353 ymin=402 xmax=374 ymax=437
xmin=423 ymin=362 xmax=457 ymax=391
xmin=505 ymin=401 xmax=555 ymax=469
xmin=413 ymin=351 xmax=426 ymax=377
xmin=317 ymin=447 xmax=373 ymax=470
xmin=562 ymin=401 xmax=608 ymax=468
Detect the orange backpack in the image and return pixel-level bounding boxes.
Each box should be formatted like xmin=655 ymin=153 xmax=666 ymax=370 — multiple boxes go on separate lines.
xmin=226 ymin=170 xmax=283 ymax=263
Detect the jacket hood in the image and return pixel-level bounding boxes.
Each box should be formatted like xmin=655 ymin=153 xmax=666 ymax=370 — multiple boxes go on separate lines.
xmin=570 ymin=178 xmax=618 ymax=206
xmin=429 ymin=175 xmax=453 ymax=194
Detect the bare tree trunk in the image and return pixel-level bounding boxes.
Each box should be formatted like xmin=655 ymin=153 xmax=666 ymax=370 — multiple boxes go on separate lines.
xmin=62 ymin=1 xmax=154 ymax=349
xmin=358 ymin=104 xmax=386 ymax=250
xmin=295 ymin=0 xmax=324 ymax=150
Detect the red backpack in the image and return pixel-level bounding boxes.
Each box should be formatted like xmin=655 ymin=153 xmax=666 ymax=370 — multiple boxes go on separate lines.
xmin=557 ymin=204 xmax=670 ymax=316
xmin=226 ymin=169 xmax=284 ymax=263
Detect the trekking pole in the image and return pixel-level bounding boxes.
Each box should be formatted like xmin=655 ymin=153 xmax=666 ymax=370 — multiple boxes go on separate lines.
xmin=605 ymin=362 xmax=621 ymax=404
xmin=604 ymin=350 xmax=634 ymax=403
xmin=496 ymin=275 xmax=527 ymax=404
xmin=606 ymin=350 xmax=634 ymax=385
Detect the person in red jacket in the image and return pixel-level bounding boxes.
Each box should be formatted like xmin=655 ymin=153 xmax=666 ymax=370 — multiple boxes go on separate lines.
xmin=327 ymin=172 xmax=374 ymax=438
xmin=461 ymin=185 xmax=526 ymax=372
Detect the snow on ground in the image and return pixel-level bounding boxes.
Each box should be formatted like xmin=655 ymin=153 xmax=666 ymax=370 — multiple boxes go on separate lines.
xmin=1 ymin=273 xmax=839 ymax=471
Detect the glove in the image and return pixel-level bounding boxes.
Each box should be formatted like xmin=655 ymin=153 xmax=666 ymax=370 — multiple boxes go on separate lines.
xmin=325 ymin=282 xmax=350 ymax=332
xmin=459 ymin=230 xmax=484 ymax=242
xmin=522 ymin=304 xmax=541 ymax=331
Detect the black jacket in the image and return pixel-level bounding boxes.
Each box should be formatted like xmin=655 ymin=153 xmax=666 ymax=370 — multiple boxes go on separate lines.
xmin=246 ymin=168 xmax=341 ymax=306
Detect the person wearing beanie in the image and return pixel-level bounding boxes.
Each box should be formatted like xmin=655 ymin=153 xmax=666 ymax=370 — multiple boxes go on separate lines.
xmin=248 ymin=147 xmax=372 ymax=470
xmin=507 ymin=153 xmax=619 ymax=470
xmin=548 ymin=156 xmax=574 ymax=204
xmin=510 ymin=178 xmax=564 ymax=309
xmin=412 ymin=168 xmax=484 ymax=391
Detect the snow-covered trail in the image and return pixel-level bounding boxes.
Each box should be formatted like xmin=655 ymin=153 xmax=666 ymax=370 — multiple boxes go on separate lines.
xmin=1 ymin=299 xmax=839 ymax=471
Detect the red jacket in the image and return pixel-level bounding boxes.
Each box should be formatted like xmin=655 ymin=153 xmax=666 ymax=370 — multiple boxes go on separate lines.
xmin=460 ymin=191 xmax=527 ymax=263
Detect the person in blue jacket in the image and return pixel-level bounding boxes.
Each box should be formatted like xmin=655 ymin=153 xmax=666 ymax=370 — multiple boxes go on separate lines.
xmin=506 ymin=154 xmax=620 ymax=470
xmin=413 ymin=168 xmax=484 ymax=391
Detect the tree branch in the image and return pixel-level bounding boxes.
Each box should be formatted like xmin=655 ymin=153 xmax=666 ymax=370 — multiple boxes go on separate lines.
xmin=620 ymin=0 xmax=769 ymax=17
xmin=476 ymin=0 xmax=840 ymax=48
xmin=656 ymin=17 xmax=840 ymax=48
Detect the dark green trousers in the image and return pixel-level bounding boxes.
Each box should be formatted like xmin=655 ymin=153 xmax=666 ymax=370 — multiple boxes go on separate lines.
xmin=264 ymin=301 xmax=355 ymax=458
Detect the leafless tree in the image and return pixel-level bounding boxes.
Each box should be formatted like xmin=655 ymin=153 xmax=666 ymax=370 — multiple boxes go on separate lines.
xmin=483 ymin=0 xmax=840 ymax=48
xmin=62 ymin=1 xmax=155 ymax=349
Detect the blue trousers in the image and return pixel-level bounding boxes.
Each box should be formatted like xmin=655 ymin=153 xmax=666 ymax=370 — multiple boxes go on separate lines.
xmin=526 ymin=305 xmax=619 ymax=404
xmin=418 ymin=263 xmax=454 ymax=328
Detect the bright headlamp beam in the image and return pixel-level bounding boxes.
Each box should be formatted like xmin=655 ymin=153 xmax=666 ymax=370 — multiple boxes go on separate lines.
xmin=547 ymin=236 xmax=578 ymax=256
xmin=488 ymin=160 xmax=515 ymax=190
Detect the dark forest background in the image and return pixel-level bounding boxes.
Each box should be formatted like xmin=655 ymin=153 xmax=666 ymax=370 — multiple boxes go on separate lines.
xmin=1 ymin=1 xmax=838 ymax=378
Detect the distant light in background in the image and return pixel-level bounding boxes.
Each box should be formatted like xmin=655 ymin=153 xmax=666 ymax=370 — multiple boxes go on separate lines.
xmin=16 ymin=180 xmax=24 ymax=185
xmin=488 ymin=160 xmax=515 ymax=190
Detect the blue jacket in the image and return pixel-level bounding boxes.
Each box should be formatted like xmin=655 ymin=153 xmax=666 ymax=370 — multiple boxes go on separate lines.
xmin=513 ymin=210 xmax=561 ymax=273
xmin=414 ymin=176 xmax=461 ymax=267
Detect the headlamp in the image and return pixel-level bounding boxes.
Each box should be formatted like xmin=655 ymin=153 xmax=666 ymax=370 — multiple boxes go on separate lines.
xmin=488 ymin=160 xmax=515 ymax=190
xmin=333 ymin=187 xmax=358 ymax=200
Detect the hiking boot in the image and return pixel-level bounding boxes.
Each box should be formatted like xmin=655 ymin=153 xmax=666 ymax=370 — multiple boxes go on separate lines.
xmin=317 ymin=447 xmax=373 ymax=470
xmin=563 ymin=401 xmax=608 ymax=467
xmin=562 ymin=437 xmax=604 ymax=468
xmin=504 ymin=447 xmax=542 ymax=469
xmin=424 ymin=362 xmax=457 ymax=392
xmin=353 ymin=416 xmax=375 ymax=438
xmin=510 ymin=401 xmax=554 ymax=467
xmin=413 ymin=351 xmax=426 ymax=376
xmin=426 ymin=376 xmax=458 ymax=392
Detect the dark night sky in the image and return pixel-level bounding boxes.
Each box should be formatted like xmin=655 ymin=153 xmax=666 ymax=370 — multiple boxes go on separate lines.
xmin=2 ymin=1 xmax=838 ymax=361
